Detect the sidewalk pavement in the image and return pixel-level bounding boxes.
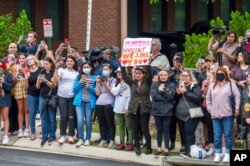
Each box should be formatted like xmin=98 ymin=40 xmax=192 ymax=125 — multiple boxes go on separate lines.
xmin=0 ymin=123 xmax=181 ymax=166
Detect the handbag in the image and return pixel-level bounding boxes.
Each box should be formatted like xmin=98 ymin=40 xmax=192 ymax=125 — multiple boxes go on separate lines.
xmin=229 ymin=82 xmax=236 ymax=113
xmin=183 ymin=95 xmax=204 ymax=118
xmin=46 ymin=88 xmax=58 ymax=109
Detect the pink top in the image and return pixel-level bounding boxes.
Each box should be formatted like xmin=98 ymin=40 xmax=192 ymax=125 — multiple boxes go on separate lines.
xmin=206 ymin=81 xmax=240 ymax=119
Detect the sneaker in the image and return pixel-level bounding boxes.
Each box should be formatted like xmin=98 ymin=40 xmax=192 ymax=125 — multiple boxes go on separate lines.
xmin=135 ymin=147 xmax=141 ymax=156
xmin=222 ymin=153 xmax=230 ymax=163
xmin=163 ymin=151 xmax=169 ymax=156
xmin=98 ymin=140 xmax=108 ymax=148
xmin=84 ymin=139 xmax=90 ymax=146
xmin=76 ymin=139 xmax=84 ymax=147
xmin=169 ymin=143 xmax=175 ymax=151
xmin=58 ymin=136 xmax=66 ymax=144
xmin=41 ymin=139 xmax=47 ymax=146
xmin=2 ymin=135 xmax=9 ymax=145
xmin=116 ymin=143 xmax=125 ymax=150
xmin=125 ymin=143 xmax=134 ymax=151
xmin=206 ymin=148 xmax=214 ymax=156
xmin=145 ymin=148 xmax=153 ymax=155
xmin=108 ymin=140 xmax=116 ymax=149
xmin=68 ymin=136 xmax=74 ymax=144
xmin=48 ymin=138 xmax=56 ymax=145
xmin=213 ymin=153 xmax=221 ymax=162
xmin=180 ymin=146 xmax=186 ymax=153
xmin=18 ymin=129 xmax=23 ymax=138
xmin=154 ymin=151 xmax=162 ymax=158
xmin=23 ymin=129 xmax=29 ymax=137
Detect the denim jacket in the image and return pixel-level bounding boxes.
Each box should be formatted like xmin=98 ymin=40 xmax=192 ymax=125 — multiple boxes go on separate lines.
xmin=73 ymin=75 xmax=97 ymax=110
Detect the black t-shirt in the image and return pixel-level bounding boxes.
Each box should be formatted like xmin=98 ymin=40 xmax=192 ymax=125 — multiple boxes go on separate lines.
xmin=28 ymin=67 xmax=42 ymax=96
xmin=39 ymin=70 xmax=55 ymax=96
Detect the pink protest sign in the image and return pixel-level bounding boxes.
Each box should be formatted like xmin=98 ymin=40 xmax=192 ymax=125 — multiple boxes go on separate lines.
xmin=121 ymin=38 xmax=152 ymax=67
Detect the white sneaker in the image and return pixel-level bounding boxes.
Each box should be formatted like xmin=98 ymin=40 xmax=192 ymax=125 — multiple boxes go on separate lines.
xmin=2 ymin=135 xmax=9 ymax=145
xmin=107 ymin=140 xmax=116 ymax=149
xmin=76 ymin=139 xmax=84 ymax=147
xmin=206 ymin=148 xmax=214 ymax=156
xmin=213 ymin=153 xmax=221 ymax=162
xmin=23 ymin=129 xmax=30 ymax=137
xmin=98 ymin=140 xmax=108 ymax=147
xmin=58 ymin=136 xmax=66 ymax=144
xmin=18 ymin=129 xmax=23 ymax=138
xmin=222 ymin=153 xmax=230 ymax=163
xmin=84 ymin=140 xmax=90 ymax=146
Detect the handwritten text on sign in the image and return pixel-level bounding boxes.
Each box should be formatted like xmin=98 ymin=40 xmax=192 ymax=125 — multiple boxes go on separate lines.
xmin=121 ymin=38 xmax=152 ymax=66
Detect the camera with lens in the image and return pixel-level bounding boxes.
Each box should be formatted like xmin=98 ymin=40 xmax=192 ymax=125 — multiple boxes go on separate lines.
xmin=211 ymin=27 xmax=226 ymax=37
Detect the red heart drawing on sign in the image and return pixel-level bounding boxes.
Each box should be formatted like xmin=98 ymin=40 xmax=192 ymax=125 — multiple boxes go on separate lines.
xmin=143 ymin=59 xmax=148 ymax=64
xmin=122 ymin=60 xmax=128 ymax=65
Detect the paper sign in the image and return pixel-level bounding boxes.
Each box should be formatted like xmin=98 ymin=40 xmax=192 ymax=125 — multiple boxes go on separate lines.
xmin=121 ymin=38 xmax=152 ymax=66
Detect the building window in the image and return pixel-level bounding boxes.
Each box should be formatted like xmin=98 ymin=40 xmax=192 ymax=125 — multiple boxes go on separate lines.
xmin=17 ymin=0 xmax=34 ymax=27
xmin=243 ymin=0 xmax=250 ymax=13
xmin=220 ymin=0 xmax=230 ymax=23
xmin=46 ymin=0 xmax=61 ymax=39
xmin=198 ymin=0 xmax=208 ymax=21
xmin=151 ymin=0 xmax=162 ymax=32
xmin=175 ymin=1 xmax=186 ymax=31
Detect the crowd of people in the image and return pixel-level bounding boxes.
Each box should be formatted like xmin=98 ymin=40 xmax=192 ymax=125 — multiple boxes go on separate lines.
xmin=0 ymin=29 xmax=250 ymax=163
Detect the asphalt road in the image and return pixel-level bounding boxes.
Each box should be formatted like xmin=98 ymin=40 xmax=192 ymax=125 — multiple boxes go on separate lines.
xmin=0 ymin=147 xmax=145 ymax=166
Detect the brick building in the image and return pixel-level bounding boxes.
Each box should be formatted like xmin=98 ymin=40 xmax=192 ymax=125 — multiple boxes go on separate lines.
xmin=0 ymin=0 xmax=249 ymax=53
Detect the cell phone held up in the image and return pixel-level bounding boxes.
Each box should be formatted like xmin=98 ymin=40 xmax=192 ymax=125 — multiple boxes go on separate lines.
xmin=63 ymin=39 xmax=69 ymax=48
xmin=99 ymin=75 xmax=106 ymax=82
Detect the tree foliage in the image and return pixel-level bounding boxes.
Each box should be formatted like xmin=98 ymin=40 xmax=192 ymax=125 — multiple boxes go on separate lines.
xmin=0 ymin=10 xmax=32 ymax=58
xmin=183 ymin=11 xmax=250 ymax=68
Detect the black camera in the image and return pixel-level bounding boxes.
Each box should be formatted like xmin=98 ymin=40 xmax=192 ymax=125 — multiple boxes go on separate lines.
xmin=211 ymin=27 xmax=226 ymax=37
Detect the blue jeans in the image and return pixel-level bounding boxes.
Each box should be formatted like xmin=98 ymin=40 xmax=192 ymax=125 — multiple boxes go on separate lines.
xmin=39 ymin=96 xmax=57 ymax=140
xmin=212 ymin=116 xmax=234 ymax=154
xmin=76 ymin=102 xmax=93 ymax=140
xmin=27 ymin=95 xmax=39 ymax=134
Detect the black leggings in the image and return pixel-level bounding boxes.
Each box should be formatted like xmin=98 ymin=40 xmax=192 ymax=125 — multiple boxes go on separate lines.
xmin=154 ymin=116 xmax=171 ymax=149
xmin=130 ymin=105 xmax=151 ymax=149
xmin=95 ymin=104 xmax=115 ymax=141
xmin=178 ymin=118 xmax=200 ymax=154
xmin=58 ymin=97 xmax=76 ymax=136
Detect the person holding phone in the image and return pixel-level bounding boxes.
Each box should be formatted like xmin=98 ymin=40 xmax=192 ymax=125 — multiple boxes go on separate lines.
xmin=17 ymin=31 xmax=38 ymax=55
xmin=36 ymin=57 xmax=57 ymax=146
xmin=0 ymin=60 xmax=13 ymax=145
xmin=168 ymin=52 xmax=186 ymax=152
xmin=95 ymin=63 xmax=116 ymax=149
xmin=6 ymin=53 xmax=19 ymax=136
xmin=14 ymin=53 xmax=30 ymax=138
xmin=53 ymin=55 xmax=79 ymax=144
xmin=235 ymin=29 xmax=250 ymax=64
xmin=73 ymin=62 xmax=97 ymax=147
xmin=175 ymin=70 xmax=202 ymax=157
xmin=25 ymin=55 xmax=42 ymax=140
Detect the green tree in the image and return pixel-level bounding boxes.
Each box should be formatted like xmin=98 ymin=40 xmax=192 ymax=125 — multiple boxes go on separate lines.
xmin=0 ymin=10 xmax=32 ymax=58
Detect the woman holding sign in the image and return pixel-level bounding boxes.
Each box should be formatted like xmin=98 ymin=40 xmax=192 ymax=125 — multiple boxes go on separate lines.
xmin=121 ymin=65 xmax=153 ymax=156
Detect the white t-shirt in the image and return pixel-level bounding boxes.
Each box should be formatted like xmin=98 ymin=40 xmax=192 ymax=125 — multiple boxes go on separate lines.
xmin=57 ymin=68 xmax=79 ymax=98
